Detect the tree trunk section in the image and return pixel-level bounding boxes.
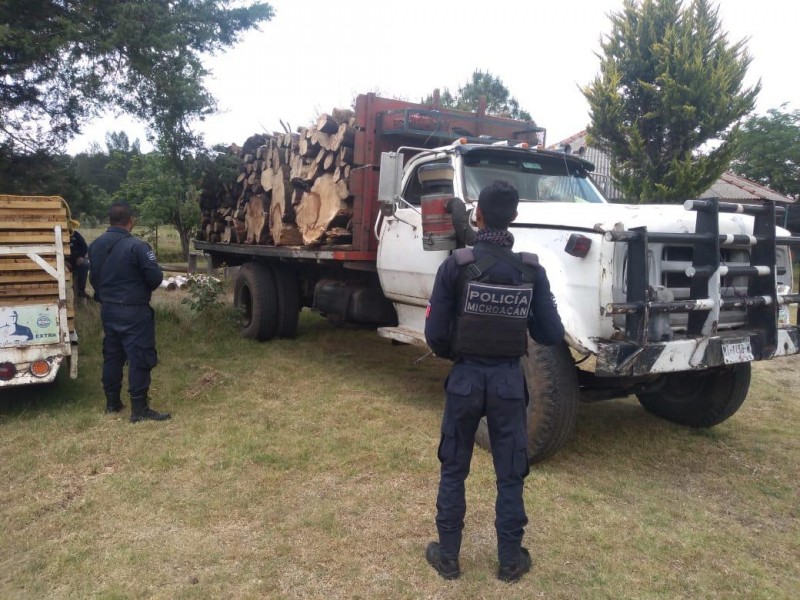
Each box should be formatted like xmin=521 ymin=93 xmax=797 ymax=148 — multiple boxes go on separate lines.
xmin=294 ymin=174 xmax=352 ymax=245
xmin=245 ymin=194 xmax=270 ymax=244
xmin=316 ymin=113 xmax=340 ymax=135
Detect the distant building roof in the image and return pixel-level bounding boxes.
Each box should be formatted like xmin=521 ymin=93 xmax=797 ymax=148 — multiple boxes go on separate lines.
xmin=701 ymin=171 xmax=793 ymax=204
xmin=548 ymin=132 xmax=794 ymax=204
xmin=547 ymin=131 xmax=624 ymax=200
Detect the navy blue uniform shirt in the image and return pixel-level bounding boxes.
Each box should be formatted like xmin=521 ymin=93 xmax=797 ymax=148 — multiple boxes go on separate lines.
xmin=68 ymin=230 xmax=88 ymax=268
xmin=88 ymin=227 xmax=163 ymax=304
xmin=425 ymin=241 xmax=565 ymax=360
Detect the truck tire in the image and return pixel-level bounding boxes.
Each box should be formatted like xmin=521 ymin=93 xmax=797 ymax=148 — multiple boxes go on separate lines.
xmin=234 ymin=262 xmax=278 ymax=341
xmin=271 ymin=263 xmax=300 ymax=338
xmin=475 ymin=340 xmax=579 ymax=464
xmin=636 ymin=363 xmax=751 ymax=427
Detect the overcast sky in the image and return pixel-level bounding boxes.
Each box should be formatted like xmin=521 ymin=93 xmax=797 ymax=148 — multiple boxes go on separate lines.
xmin=67 ymin=0 xmax=799 ymax=154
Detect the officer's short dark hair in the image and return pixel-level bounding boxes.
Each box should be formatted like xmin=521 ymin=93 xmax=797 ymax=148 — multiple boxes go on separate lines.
xmin=478 ymin=181 xmax=519 ymax=229
xmin=109 ymin=201 xmax=133 ymax=226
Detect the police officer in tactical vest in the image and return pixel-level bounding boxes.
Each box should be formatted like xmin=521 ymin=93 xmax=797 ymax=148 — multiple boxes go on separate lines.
xmin=424 ymin=180 xmax=565 ymax=582
xmin=88 ymin=201 xmax=170 ymax=423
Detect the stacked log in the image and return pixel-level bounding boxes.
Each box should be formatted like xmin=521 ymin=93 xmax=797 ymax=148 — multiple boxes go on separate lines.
xmin=0 ymin=195 xmax=75 ymax=334
xmin=197 ymin=108 xmax=357 ymax=247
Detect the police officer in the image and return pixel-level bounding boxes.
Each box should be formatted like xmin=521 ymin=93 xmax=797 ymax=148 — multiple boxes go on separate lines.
xmin=88 ymin=201 xmax=170 ymax=423
xmin=424 ymin=180 xmax=564 ymax=582
xmin=67 ymin=220 xmax=90 ymax=300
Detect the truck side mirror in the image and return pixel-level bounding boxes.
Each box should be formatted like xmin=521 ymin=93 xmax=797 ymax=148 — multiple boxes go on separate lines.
xmin=378 ymin=152 xmax=404 ymax=216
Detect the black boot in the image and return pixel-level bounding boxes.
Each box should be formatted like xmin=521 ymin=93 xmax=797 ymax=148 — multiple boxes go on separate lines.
xmin=497 ymin=547 xmax=532 ymax=583
xmin=105 ymin=392 xmax=124 ymax=414
xmin=130 ymin=394 xmax=171 ymax=423
xmin=425 ymin=542 xmax=460 ymax=580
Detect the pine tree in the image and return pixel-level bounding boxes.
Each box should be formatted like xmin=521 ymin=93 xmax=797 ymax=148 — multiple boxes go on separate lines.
xmin=582 ymin=0 xmax=759 ymax=202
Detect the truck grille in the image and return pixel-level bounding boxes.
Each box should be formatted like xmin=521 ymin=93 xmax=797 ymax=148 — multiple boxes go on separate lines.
xmin=605 ymin=199 xmax=798 ymax=348
xmin=614 ymin=243 xmax=792 ymax=334
xmin=659 ymin=245 xmax=750 ymax=330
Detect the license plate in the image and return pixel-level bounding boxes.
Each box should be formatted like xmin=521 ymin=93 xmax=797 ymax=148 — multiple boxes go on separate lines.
xmin=722 ymin=339 xmax=754 ymax=364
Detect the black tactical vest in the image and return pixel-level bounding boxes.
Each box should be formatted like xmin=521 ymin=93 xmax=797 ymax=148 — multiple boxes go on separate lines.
xmin=449 ymin=246 xmax=538 ymax=358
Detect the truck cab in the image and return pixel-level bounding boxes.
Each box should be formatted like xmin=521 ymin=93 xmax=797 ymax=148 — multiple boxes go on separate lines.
xmin=376 ymin=141 xmax=607 ymax=339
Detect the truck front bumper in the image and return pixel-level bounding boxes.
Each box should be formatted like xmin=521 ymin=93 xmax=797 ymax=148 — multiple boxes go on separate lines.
xmin=595 ymin=326 xmax=800 ymax=377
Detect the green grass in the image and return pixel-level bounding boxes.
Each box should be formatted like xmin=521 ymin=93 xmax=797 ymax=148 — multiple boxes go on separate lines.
xmin=1 ymin=294 xmax=799 ymax=599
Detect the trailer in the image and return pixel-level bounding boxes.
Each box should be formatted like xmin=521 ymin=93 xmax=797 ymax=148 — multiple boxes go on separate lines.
xmin=0 ymin=196 xmax=77 ymax=387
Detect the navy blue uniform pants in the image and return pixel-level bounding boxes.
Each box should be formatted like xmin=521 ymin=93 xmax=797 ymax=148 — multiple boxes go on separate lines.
xmin=101 ymin=304 xmax=158 ymax=398
xmin=72 ymin=261 xmax=89 ymax=297
xmin=435 ymin=359 xmax=530 ymax=566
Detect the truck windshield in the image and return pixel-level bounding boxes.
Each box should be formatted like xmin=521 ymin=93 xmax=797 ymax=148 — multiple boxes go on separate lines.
xmin=462 ymin=151 xmax=606 ymax=204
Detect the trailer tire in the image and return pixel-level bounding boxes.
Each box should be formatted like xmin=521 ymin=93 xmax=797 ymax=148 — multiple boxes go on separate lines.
xmin=234 ymin=262 xmax=278 ymax=341
xmin=475 ymin=340 xmax=579 ymax=464
xmin=271 ymin=263 xmax=300 ymax=338
xmin=636 ymin=363 xmax=751 ymax=427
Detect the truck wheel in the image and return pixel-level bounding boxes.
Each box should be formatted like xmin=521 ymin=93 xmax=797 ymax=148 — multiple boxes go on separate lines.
xmin=475 ymin=340 xmax=579 ymax=464
xmin=234 ymin=262 xmax=278 ymax=341
xmin=636 ymin=363 xmax=751 ymax=427
xmin=271 ymin=263 xmax=300 ymax=338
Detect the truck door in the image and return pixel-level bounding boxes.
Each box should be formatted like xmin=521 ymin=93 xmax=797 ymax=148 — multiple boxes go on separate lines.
xmin=377 ymin=157 xmax=453 ymax=313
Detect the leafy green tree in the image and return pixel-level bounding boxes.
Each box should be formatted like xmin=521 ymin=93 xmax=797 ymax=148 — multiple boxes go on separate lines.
xmin=582 ymin=0 xmax=759 ymax=202
xmin=71 ymin=131 xmax=141 ymax=204
xmin=127 ymin=55 xmax=210 ymax=258
xmin=105 ymin=131 xmax=141 ymax=187
xmin=0 ymin=146 xmax=108 ymax=218
xmin=425 ymin=70 xmax=534 ymax=121
xmin=0 ymin=0 xmax=274 ymax=151
xmin=115 ymin=151 xmax=200 ymax=259
xmin=1 ymin=0 xmax=272 ymax=257
xmin=730 ymin=105 xmax=800 ymax=200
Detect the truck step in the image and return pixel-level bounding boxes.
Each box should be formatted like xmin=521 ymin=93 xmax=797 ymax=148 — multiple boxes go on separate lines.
xmin=377 ymin=326 xmax=427 ymax=347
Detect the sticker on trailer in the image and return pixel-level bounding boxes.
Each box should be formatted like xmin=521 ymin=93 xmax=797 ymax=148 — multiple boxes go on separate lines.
xmin=0 ymin=305 xmax=60 ymax=347
xmin=722 ymin=339 xmax=754 ymax=364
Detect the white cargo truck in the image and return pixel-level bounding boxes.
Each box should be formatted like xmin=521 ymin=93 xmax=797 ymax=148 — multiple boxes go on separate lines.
xmin=195 ymin=93 xmax=800 ymax=462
